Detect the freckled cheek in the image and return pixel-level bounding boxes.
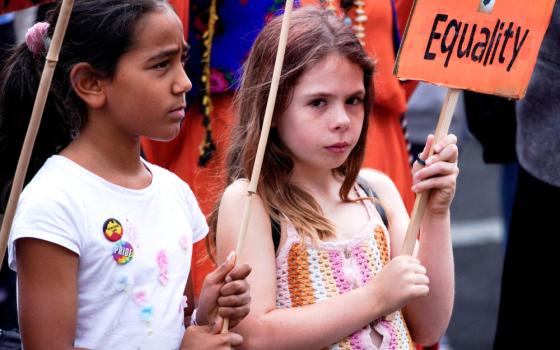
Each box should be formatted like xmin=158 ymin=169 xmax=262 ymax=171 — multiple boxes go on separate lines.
xmin=286 ymin=130 xmax=310 ymax=152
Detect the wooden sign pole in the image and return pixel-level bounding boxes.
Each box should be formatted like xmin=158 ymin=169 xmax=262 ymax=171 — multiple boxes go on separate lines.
xmin=385 ymin=87 xmax=459 ymax=322
xmin=0 ymin=0 xmax=75 ymax=270
xmin=401 ymin=88 xmax=461 ymax=255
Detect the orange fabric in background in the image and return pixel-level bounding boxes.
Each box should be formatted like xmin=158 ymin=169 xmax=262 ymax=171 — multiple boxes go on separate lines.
xmin=168 ymin=0 xmax=189 ymax=37
xmin=361 ymin=0 xmax=414 ymax=212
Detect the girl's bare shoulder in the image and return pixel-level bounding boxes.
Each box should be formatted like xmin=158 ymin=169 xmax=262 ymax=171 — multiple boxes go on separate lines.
xmin=220 ymin=179 xmax=267 ymax=216
xmin=358 ymin=168 xmax=398 ymax=198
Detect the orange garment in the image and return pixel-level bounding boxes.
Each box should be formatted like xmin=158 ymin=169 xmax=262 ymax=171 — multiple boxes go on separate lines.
xmin=362 ymin=0 xmax=415 ymax=213
xmin=168 ymin=0 xmax=189 ymax=36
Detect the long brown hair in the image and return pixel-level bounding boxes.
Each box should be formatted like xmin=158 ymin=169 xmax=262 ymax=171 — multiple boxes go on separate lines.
xmin=208 ymin=6 xmax=375 ymax=255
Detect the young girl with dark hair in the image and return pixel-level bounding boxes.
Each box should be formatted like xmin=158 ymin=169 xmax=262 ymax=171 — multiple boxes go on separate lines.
xmin=0 ymin=1 xmax=250 ymax=349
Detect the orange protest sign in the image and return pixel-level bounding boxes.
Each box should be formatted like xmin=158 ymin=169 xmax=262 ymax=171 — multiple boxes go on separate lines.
xmin=394 ymin=0 xmax=556 ymax=99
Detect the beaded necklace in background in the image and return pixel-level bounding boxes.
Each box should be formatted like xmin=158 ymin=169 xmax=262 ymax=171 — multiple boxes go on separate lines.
xmin=321 ymin=0 xmax=367 ymax=45
xmin=199 ymin=0 xmax=218 ymax=166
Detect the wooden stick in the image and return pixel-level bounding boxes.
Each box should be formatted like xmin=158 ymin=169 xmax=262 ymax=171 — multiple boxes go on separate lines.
xmin=221 ymin=0 xmax=294 ymax=334
xmin=401 ymin=87 xmax=461 ymax=255
xmin=0 ymin=0 xmax=75 ymax=270
xmin=383 ymin=87 xmax=460 ymax=322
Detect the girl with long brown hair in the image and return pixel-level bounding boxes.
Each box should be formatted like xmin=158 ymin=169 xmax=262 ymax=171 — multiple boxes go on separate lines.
xmin=210 ymin=6 xmax=458 ymax=350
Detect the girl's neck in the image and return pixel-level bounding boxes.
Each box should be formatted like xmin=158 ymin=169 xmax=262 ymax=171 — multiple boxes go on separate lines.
xmin=60 ymin=118 xmax=151 ymax=190
xmin=290 ymin=165 xmax=342 ymax=200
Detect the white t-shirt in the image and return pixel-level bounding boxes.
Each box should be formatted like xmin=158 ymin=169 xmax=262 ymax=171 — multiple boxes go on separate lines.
xmin=8 ymin=155 xmax=208 ymax=349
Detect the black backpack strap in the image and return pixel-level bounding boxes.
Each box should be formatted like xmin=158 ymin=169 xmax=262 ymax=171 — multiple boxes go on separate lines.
xmin=356 ymin=176 xmax=389 ymax=228
xmin=270 ymin=209 xmax=281 ymax=253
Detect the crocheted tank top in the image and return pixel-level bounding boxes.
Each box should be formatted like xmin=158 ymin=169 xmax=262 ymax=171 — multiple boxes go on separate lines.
xmin=275 ymin=187 xmax=415 ymax=350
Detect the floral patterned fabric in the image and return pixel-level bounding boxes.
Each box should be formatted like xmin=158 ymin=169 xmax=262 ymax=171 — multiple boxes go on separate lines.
xmin=186 ymin=0 xmax=299 ymax=98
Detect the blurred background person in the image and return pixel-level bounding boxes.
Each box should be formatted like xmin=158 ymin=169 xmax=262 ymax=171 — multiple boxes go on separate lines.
xmin=493 ymin=2 xmax=560 ymax=349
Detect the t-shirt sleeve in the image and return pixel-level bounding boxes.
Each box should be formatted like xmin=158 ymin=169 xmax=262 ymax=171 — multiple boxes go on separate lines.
xmin=8 ymin=192 xmax=82 ymax=271
xmin=183 ymin=185 xmax=208 ymax=243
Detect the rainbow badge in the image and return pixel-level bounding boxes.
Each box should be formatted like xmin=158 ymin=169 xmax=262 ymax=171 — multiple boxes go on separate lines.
xmin=113 ymin=241 xmax=134 ymax=265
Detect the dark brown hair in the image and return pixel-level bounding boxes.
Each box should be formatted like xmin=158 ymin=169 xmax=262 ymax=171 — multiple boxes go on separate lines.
xmin=0 ymin=0 xmax=169 ymax=211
